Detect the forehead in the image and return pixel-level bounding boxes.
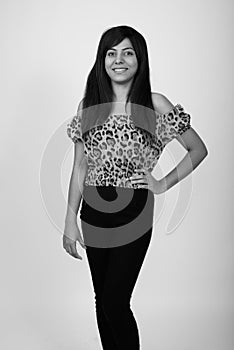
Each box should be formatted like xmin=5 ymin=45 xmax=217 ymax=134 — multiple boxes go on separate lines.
xmin=110 ymin=37 xmax=133 ymax=49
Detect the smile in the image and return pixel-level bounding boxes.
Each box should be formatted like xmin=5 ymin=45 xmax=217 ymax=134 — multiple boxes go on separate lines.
xmin=112 ymin=68 xmax=128 ymax=73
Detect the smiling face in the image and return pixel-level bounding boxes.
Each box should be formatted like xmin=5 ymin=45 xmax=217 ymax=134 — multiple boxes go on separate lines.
xmin=105 ymin=37 xmax=138 ymax=85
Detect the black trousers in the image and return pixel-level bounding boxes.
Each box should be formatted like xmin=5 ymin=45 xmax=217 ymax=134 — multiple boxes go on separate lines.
xmin=80 ymin=186 xmax=154 ymax=350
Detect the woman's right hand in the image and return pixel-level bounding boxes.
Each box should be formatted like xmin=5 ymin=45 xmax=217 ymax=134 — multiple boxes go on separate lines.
xmin=63 ymin=221 xmax=87 ymax=260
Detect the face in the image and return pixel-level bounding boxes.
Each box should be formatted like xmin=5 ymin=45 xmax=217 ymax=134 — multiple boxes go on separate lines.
xmin=105 ymin=37 xmax=138 ymax=84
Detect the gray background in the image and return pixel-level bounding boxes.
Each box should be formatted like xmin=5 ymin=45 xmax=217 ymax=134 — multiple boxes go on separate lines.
xmin=0 ymin=0 xmax=233 ymax=349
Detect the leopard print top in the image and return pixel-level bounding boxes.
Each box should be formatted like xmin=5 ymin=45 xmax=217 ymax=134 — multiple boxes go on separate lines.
xmin=67 ymin=104 xmax=191 ymax=189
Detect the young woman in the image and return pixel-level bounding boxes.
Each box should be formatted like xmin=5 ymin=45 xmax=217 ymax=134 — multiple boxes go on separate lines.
xmin=63 ymin=25 xmax=208 ymax=350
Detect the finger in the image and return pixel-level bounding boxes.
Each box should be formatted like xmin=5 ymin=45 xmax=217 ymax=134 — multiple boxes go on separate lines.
xmin=130 ymin=175 xmax=144 ymax=182
xmin=131 ymin=178 xmax=142 ymax=183
xmin=130 ymin=174 xmax=141 ymax=179
xmin=140 ymin=184 xmax=149 ymax=189
xmin=64 ymin=242 xmax=75 ymax=256
xmin=70 ymin=243 xmax=82 ymax=259
xmin=78 ymin=239 xmax=87 ymax=250
xmin=62 ymin=235 xmax=68 ymax=249
xmin=137 ymin=184 xmax=146 ymax=189
xmin=133 ymin=177 xmax=148 ymax=183
xmin=65 ymin=245 xmax=72 ymax=255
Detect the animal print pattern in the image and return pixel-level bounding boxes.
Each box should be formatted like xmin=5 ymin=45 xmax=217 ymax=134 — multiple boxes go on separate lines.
xmin=67 ymin=104 xmax=191 ymax=189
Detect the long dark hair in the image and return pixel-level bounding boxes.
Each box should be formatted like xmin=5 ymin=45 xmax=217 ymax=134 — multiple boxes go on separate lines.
xmin=79 ymin=25 xmax=157 ymax=138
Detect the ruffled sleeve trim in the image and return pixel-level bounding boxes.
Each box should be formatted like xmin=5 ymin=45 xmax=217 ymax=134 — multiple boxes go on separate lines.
xmin=160 ymin=103 xmax=191 ymax=145
xmin=67 ymin=113 xmax=84 ymax=144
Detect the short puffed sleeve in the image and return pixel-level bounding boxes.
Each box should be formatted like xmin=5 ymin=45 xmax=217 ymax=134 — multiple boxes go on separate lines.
xmin=67 ymin=113 xmax=84 ymax=144
xmin=161 ymin=104 xmax=191 ymax=145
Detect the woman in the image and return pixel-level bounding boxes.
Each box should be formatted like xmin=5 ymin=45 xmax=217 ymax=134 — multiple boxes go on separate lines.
xmin=63 ymin=25 xmax=208 ymax=350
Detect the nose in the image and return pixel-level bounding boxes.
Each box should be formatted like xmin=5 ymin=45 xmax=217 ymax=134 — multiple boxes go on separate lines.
xmin=115 ymin=52 xmax=124 ymax=63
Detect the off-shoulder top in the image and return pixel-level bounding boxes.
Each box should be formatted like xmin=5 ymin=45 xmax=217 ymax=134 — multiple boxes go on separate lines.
xmin=67 ymin=104 xmax=191 ymax=189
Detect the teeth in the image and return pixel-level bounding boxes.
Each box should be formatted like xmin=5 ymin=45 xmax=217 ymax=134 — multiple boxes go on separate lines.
xmin=114 ymin=68 xmax=127 ymax=71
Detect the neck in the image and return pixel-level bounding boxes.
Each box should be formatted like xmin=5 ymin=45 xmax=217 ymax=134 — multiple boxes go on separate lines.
xmin=111 ymin=81 xmax=132 ymax=102
xmin=109 ymin=101 xmax=131 ymax=115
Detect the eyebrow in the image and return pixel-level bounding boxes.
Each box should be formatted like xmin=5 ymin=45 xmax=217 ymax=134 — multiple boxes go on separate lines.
xmin=108 ymin=47 xmax=135 ymax=51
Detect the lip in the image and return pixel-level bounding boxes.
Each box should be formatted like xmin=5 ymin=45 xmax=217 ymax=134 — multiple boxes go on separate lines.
xmin=112 ymin=68 xmax=128 ymax=74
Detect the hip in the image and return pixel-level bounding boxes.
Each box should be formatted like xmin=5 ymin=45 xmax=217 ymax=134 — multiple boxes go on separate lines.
xmin=80 ymin=185 xmax=155 ymax=227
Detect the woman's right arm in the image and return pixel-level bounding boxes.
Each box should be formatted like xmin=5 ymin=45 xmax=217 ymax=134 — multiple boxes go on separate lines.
xmin=65 ymin=98 xmax=87 ymax=225
xmin=63 ymin=141 xmax=88 ymax=258
xmin=65 ymin=141 xmax=87 ymax=225
xmin=63 ymin=99 xmax=88 ymax=258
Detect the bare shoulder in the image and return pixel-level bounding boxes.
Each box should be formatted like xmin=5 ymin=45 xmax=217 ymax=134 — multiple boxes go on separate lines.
xmin=151 ymin=92 xmax=175 ymax=115
xmin=77 ymin=98 xmax=85 ymax=114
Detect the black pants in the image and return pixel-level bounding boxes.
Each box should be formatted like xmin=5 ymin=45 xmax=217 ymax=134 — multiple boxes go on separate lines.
xmin=85 ymin=228 xmax=152 ymax=350
xmin=80 ymin=186 xmax=154 ymax=349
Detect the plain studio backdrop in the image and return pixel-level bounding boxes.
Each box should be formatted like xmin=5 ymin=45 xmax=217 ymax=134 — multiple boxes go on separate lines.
xmin=0 ymin=0 xmax=233 ymax=349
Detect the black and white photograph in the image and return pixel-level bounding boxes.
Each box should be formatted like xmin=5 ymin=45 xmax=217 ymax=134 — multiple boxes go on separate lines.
xmin=1 ymin=0 xmax=232 ymax=349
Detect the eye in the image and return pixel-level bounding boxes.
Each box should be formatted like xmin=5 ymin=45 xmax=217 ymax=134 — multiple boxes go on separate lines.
xmin=106 ymin=51 xmax=134 ymax=57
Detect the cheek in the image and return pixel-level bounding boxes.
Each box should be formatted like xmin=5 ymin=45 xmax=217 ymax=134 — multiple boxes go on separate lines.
xmin=131 ymin=61 xmax=138 ymax=72
xmin=128 ymin=57 xmax=138 ymax=69
xmin=105 ymin=57 xmax=112 ymax=69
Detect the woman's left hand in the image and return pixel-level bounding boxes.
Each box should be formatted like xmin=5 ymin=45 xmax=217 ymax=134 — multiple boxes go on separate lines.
xmin=129 ymin=169 xmax=166 ymax=194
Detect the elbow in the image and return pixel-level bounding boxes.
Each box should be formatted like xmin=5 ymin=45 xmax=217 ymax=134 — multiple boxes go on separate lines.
xmin=202 ymin=145 xmax=209 ymax=157
xmin=189 ymin=146 xmax=208 ymax=160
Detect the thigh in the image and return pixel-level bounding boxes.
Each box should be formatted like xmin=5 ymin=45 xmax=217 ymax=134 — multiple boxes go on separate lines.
xmin=85 ymin=246 xmax=110 ymax=296
xmin=102 ymin=228 xmax=153 ymax=301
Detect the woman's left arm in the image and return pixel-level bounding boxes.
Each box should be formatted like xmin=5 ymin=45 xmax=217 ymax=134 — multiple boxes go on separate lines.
xmin=159 ymin=126 xmax=208 ymax=192
xmin=131 ymin=93 xmax=209 ymax=193
xmin=152 ymin=93 xmax=208 ymax=193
